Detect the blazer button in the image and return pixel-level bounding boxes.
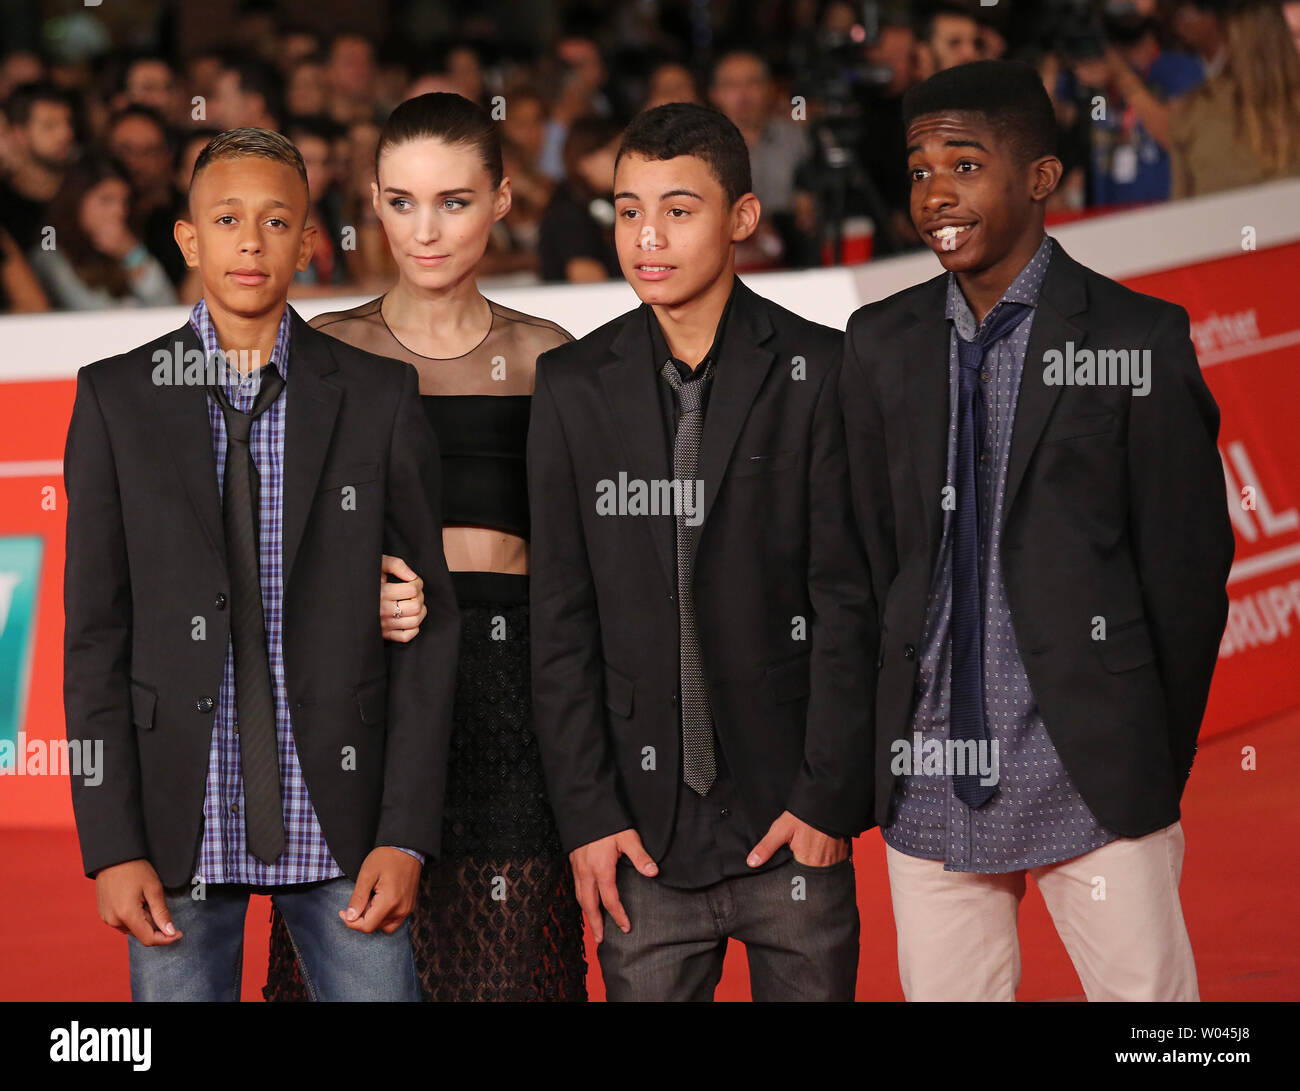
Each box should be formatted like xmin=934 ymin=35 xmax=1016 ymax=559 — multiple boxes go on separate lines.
xmin=197 ymin=696 xmax=214 ymax=713
xmin=214 ymin=593 xmax=227 ymax=609
xmin=903 ymin=644 xmax=916 ymax=660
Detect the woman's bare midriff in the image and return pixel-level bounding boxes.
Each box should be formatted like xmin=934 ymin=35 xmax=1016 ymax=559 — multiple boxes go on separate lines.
xmin=441 ymin=525 xmax=529 ymax=575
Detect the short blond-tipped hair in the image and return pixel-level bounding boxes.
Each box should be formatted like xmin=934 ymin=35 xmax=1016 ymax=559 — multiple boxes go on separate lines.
xmin=189 ymin=126 xmax=309 ymax=202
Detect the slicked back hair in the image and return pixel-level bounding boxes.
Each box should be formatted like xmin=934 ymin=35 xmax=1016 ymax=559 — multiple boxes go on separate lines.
xmin=374 ymin=92 xmax=503 ymax=189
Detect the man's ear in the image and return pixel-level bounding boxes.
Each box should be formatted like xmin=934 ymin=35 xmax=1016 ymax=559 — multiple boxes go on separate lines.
xmin=1029 ymin=154 xmax=1064 ymax=202
xmin=173 ymin=217 xmax=199 ymax=269
xmin=731 ymin=191 xmax=761 ymax=243
xmin=296 ymin=220 xmax=317 ymax=272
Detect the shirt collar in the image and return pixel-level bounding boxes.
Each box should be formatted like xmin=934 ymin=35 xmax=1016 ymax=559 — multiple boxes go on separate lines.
xmin=646 ymin=277 xmax=738 ymax=380
xmin=189 ymin=297 xmax=293 ymax=384
xmin=945 ymin=234 xmax=1053 ymax=340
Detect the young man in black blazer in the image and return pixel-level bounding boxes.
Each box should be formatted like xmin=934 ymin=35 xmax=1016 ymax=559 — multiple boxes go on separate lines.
xmin=839 ymin=61 xmax=1234 ymax=1000
xmin=527 ymin=103 xmax=876 ymax=1001
xmin=63 ymin=128 xmax=459 ymax=1000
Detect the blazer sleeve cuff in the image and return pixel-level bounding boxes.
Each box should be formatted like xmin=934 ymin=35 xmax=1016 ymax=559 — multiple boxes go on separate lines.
xmin=785 ymin=783 xmax=871 ymax=840
xmin=82 ymin=843 xmax=152 ymax=882
xmin=389 ymin=846 xmax=426 ymax=865
xmin=556 ymin=803 xmax=635 ymax=857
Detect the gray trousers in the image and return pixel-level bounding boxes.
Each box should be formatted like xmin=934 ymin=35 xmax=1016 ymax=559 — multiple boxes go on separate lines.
xmin=597 ymin=853 xmax=860 ymax=1001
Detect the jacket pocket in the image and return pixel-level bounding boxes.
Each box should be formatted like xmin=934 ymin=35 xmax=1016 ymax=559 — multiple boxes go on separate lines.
xmin=317 ymin=462 xmax=379 ymax=494
xmin=355 ymin=675 xmax=387 ymax=724
xmin=1096 ymin=617 xmax=1156 ymax=672
xmin=731 ymin=449 xmax=800 ymax=478
xmin=763 ymin=650 xmax=811 ymax=704
xmin=130 ymin=679 xmax=157 ymax=730
xmin=604 ymin=663 xmax=634 ymax=718
xmin=1041 ymin=411 xmax=1117 ymax=444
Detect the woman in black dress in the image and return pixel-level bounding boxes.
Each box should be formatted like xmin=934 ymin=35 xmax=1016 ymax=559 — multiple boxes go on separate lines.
xmin=264 ymin=93 xmax=586 ymax=1001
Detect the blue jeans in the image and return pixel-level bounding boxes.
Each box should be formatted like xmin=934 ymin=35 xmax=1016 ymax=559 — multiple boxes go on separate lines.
xmin=128 ymin=877 xmax=421 ymax=1001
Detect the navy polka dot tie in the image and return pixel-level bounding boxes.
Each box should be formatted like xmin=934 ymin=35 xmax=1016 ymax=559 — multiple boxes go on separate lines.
xmin=951 ymin=302 xmax=1031 ymax=808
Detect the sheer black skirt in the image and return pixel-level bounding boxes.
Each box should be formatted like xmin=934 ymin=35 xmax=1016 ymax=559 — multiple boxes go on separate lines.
xmin=263 ymin=573 xmax=587 ymax=1002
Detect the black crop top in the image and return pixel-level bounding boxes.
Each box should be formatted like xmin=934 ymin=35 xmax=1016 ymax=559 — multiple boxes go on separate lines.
xmin=307 ymin=295 xmax=575 ymax=544
xmin=422 ymin=394 xmax=531 ymax=539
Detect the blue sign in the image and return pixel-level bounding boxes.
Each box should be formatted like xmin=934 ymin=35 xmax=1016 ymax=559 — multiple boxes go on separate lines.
xmin=0 ymin=536 xmax=43 ymax=770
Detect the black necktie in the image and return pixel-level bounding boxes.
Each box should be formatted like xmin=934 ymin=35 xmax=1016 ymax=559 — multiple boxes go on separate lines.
xmin=660 ymin=359 xmax=717 ymax=795
xmin=950 ymin=302 xmax=1030 ymax=808
xmin=209 ymin=362 xmax=286 ymax=864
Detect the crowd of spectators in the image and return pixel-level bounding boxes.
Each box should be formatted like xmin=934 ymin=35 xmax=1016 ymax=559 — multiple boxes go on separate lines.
xmin=2 ymin=0 xmax=1297 ymax=312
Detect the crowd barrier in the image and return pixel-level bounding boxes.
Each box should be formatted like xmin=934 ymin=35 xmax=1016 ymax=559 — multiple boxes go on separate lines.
xmin=2 ymin=178 xmax=1297 ymax=826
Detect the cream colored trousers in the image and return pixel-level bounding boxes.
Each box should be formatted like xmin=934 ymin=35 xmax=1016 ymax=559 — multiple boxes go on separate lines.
xmin=885 ymin=821 xmax=1199 ymax=1001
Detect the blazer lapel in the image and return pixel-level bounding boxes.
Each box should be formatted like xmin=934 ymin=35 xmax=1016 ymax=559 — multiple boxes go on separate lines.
xmin=282 ymin=307 xmax=342 ymax=591
xmin=153 ymin=322 xmax=226 ymax=568
xmin=697 ymin=278 xmax=777 ymax=536
xmin=1002 ymin=242 xmax=1088 ymax=526
xmin=600 ymin=308 xmax=675 ymax=590
xmin=901 ymin=275 xmax=953 ymax=575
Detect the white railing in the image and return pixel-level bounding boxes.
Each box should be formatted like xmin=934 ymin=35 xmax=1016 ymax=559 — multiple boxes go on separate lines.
xmin=2 ymin=178 xmax=1297 ymax=385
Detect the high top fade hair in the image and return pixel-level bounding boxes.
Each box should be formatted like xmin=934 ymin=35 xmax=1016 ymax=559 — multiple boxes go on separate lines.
xmin=902 ymin=60 xmax=1058 ymax=165
xmin=616 ymin=102 xmax=753 ymax=207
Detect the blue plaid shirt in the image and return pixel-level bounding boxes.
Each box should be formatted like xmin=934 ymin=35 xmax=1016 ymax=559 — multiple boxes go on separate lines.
xmin=191 ymin=299 xmax=421 ymax=885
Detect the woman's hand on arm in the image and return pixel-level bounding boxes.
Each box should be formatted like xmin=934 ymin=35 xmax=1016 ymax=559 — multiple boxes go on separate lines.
xmin=380 ymin=553 xmax=426 ymax=641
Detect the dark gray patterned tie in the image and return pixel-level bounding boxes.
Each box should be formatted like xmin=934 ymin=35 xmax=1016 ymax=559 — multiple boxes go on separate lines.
xmin=208 ymin=363 xmax=286 ymax=864
xmin=660 ymin=358 xmax=716 ymax=795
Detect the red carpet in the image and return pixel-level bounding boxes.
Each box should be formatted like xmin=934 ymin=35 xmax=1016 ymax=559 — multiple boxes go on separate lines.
xmin=4 ymin=707 xmax=1296 ymax=1001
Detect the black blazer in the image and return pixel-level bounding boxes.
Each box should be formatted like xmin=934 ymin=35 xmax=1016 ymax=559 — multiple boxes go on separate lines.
xmin=63 ymin=307 xmax=460 ymax=888
xmin=527 ymin=277 xmax=877 ymax=856
xmin=839 ymin=240 xmax=1234 ymax=838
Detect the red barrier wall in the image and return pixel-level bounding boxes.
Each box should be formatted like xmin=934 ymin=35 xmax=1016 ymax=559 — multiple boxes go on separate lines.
xmin=1 ymin=241 xmax=1296 ymax=829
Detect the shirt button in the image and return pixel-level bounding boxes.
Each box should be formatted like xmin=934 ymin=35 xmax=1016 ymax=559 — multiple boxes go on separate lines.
xmin=233 ymin=721 xmax=239 ymax=735
xmin=903 ymin=644 xmax=916 ymax=660
xmin=214 ymin=593 xmax=227 ymax=609
xmin=197 ymin=696 xmax=214 ymax=713
xmin=230 ymin=803 xmax=239 ymax=815
xmin=981 ymin=370 xmax=991 ymax=382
